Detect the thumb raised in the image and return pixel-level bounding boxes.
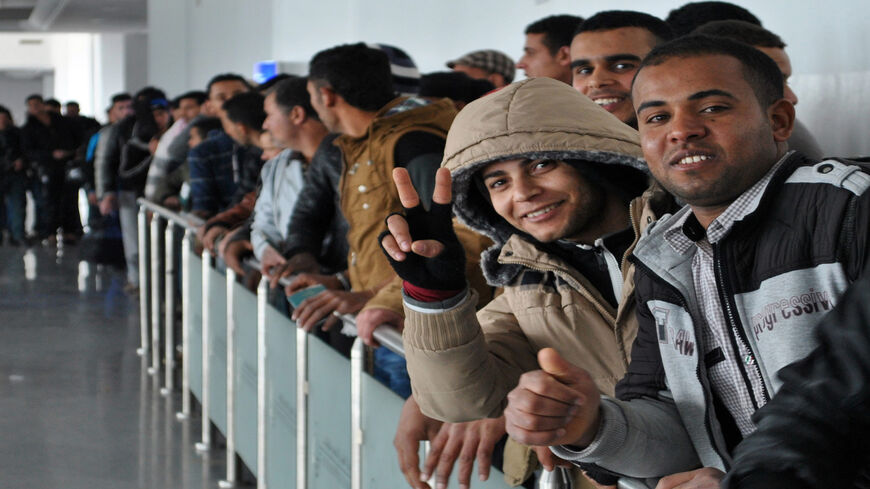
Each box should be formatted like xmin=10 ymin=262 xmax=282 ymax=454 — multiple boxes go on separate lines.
xmin=537 ymin=348 xmax=583 ymax=386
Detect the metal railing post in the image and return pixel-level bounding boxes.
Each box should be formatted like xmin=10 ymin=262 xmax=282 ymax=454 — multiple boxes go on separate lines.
xmin=350 ymin=337 xmax=364 ymax=489
xmin=256 ymin=278 xmax=268 ymax=489
xmin=162 ymin=222 xmax=177 ymax=396
xmin=149 ymin=215 xmax=163 ymax=376
xmin=195 ymin=252 xmax=212 ymax=453
xmin=296 ymin=327 xmax=308 ymax=489
xmin=137 ymin=206 xmax=150 ymax=356
xmin=220 ymin=268 xmax=237 ymax=489
xmin=177 ymin=228 xmax=192 ymax=420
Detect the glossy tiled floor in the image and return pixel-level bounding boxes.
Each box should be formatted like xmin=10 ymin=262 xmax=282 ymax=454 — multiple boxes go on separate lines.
xmin=0 ymin=245 xmax=227 ymax=489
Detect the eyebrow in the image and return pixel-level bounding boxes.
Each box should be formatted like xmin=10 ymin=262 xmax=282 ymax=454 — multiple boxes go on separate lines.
xmin=688 ymin=89 xmax=736 ymax=101
xmin=636 ymin=89 xmax=737 ymax=113
xmin=480 ymin=159 xmax=541 ymax=181
xmin=570 ymin=53 xmax=642 ymax=69
xmin=480 ymin=169 xmax=507 ymax=181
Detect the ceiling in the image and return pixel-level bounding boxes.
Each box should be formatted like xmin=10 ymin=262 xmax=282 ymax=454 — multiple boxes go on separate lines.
xmin=0 ymin=0 xmax=146 ymax=32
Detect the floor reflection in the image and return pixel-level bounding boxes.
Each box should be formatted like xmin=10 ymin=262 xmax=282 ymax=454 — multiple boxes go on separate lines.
xmin=0 ymin=245 xmax=228 ymax=489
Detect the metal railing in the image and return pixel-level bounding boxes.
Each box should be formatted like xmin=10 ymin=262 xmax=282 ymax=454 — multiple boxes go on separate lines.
xmin=135 ymin=197 xmax=653 ymax=489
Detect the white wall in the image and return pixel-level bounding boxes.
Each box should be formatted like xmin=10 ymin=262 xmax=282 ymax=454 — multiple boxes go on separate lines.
xmin=148 ymin=0 xmax=273 ymax=95
xmin=0 ymin=33 xmax=101 ymax=119
xmin=0 ymin=73 xmax=46 ymax=124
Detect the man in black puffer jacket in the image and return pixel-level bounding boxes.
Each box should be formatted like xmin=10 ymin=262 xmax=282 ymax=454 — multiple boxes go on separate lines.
xmin=724 ymin=273 xmax=870 ymax=489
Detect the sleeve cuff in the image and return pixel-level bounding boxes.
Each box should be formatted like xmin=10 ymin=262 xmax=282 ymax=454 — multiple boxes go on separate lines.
xmin=403 ymin=288 xmax=468 ymax=314
xmin=550 ymin=398 xmax=628 ymax=463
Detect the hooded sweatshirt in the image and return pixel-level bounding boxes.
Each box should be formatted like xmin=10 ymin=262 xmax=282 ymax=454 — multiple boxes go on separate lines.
xmin=402 ymin=77 xmax=673 ymax=485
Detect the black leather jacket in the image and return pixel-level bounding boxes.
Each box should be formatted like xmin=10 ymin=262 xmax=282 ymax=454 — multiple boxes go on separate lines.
xmin=280 ymin=133 xmax=349 ymax=274
xmin=725 ymin=273 xmax=870 ymax=489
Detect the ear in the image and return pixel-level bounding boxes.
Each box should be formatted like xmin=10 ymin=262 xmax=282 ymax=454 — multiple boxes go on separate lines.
xmin=767 ymin=98 xmax=795 ymax=143
xmin=289 ymin=105 xmax=306 ymax=125
xmin=556 ymin=45 xmax=572 ymax=66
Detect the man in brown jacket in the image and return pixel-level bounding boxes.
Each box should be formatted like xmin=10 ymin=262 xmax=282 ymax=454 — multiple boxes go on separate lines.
xmin=381 ymin=77 xmax=673 ymax=488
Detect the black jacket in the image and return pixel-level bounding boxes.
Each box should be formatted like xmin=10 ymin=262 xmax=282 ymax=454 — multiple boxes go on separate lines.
xmin=94 ymin=116 xmax=135 ymax=197
xmin=569 ymin=152 xmax=870 ymax=481
xmin=21 ymin=113 xmax=79 ymax=171
xmin=724 ymin=273 xmax=870 ymax=489
xmin=280 ymin=133 xmax=349 ymax=274
xmin=0 ymin=126 xmax=25 ymax=174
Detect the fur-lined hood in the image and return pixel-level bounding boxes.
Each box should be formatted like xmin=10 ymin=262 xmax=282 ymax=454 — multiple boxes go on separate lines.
xmin=442 ymin=77 xmax=648 ymax=286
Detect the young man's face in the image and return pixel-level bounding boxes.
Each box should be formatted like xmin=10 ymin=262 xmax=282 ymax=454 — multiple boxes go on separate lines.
xmin=65 ymin=104 xmax=80 ymax=117
xmin=0 ymin=113 xmax=11 ymax=130
xmin=26 ymin=99 xmax=44 ymax=116
xmin=306 ymin=80 xmax=340 ymax=133
xmin=178 ymin=97 xmax=202 ymax=122
xmin=570 ymin=27 xmax=658 ymax=125
xmin=219 ymin=110 xmax=246 ymax=145
xmin=152 ymin=108 xmax=171 ymax=132
xmin=480 ymin=158 xmax=605 ymax=243
xmin=517 ymin=33 xmax=569 ymax=81
xmin=205 ymin=80 xmax=249 ymax=116
xmin=108 ymin=99 xmax=134 ymax=123
xmin=262 ymin=92 xmax=295 ymax=146
xmin=633 ymin=55 xmax=790 ymax=210
xmin=756 ymin=46 xmax=798 ymax=106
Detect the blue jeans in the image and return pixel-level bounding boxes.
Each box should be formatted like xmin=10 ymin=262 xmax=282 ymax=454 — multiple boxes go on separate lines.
xmin=372 ymin=347 xmax=411 ymax=399
xmin=2 ymin=172 xmax=27 ymax=242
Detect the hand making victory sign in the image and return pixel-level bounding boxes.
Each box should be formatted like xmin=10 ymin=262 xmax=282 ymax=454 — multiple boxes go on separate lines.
xmin=379 ymin=166 xmax=466 ymax=292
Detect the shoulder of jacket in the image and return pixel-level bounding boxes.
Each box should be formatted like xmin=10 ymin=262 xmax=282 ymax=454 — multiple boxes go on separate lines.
xmin=784 ymin=158 xmax=870 ymax=196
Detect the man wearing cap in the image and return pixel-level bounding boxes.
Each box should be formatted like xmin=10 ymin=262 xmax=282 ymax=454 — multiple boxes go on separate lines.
xmin=447 ymin=49 xmax=515 ymax=88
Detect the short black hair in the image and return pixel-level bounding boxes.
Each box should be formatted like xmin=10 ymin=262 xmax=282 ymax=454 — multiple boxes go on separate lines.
xmin=135 ymin=86 xmax=167 ymax=103
xmin=66 ymin=101 xmax=80 ymax=108
xmin=575 ymin=10 xmax=674 ymax=44
xmin=525 ymin=15 xmax=584 ymax=55
xmin=272 ymin=77 xmax=318 ymax=121
xmin=44 ymin=98 xmax=61 ymax=108
xmin=190 ymin=116 xmax=223 ymax=139
xmin=257 ymin=73 xmax=294 ymax=93
xmin=0 ymin=105 xmax=12 ymax=120
xmin=222 ymin=91 xmax=266 ymax=130
xmin=693 ymin=20 xmax=785 ymax=49
xmin=635 ymin=34 xmax=784 ymax=108
xmin=110 ymin=93 xmax=132 ymax=105
xmin=665 ymin=1 xmax=761 ymax=37
xmin=178 ymin=90 xmax=208 ymax=105
xmin=419 ymin=71 xmax=495 ymax=104
xmin=206 ymin=73 xmax=252 ymax=97
xmin=26 ymin=94 xmax=43 ymax=103
xmin=309 ymin=43 xmax=396 ymax=112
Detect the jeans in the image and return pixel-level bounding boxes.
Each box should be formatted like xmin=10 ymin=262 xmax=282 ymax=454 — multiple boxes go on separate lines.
xmin=1 ymin=172 xmax=27 ymax=242
xmin=372 ymin=347 xmax=411 ymax=399
xmin=118 ymin=190 xmax=139 ymax=285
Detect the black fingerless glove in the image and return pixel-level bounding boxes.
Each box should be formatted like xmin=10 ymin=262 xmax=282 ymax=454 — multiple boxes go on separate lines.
xmin=378 ymin=201 xmax=467 ymax=291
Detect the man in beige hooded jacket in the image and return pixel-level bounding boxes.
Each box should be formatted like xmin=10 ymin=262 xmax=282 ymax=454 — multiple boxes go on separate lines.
xmin=382 ymin=77 xmax=674 ymax=488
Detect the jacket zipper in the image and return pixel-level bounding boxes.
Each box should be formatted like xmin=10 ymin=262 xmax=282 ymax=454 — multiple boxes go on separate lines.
xmin=712 ymin=244 xmax=770 ymax=407
xmin=630 ymin=257 xmax=731 ymax=466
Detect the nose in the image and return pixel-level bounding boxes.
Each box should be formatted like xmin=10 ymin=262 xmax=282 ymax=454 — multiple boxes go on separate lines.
xmin=784 ymin=84 xmax=799 ymax=106
xmin=587 ymin=69 xmax=613 ymax=90
xmin=512 ymin=174 xmax=541 ymax=202
xmin=668 ymin=110 xmax=706 ymax=143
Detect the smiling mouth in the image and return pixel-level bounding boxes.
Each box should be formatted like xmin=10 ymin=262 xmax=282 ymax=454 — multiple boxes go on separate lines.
xmin=672 ymin=153 xmax=715 ymax=166
xmin=523 ymin=201 xmax=563 ymax=219
xmin=593 ymin=97 xmax=622 ymax=106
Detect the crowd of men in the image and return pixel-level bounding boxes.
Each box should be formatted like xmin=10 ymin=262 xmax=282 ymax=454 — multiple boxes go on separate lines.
xmin=2 ymin=2 xmax=868 ymax=488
